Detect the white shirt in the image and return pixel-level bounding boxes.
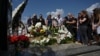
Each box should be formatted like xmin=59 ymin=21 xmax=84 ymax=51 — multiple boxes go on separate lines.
xmin=56 ymin=17 xmax=63 ymax=26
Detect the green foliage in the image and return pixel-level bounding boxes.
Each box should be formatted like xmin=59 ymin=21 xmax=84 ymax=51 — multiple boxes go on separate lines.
xmin=44 ymin=38 xmax=57 ymax=46
xmin=60 ymin=37 xmax=73 ymax=44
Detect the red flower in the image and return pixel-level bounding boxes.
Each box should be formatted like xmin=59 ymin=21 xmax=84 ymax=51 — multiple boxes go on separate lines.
xmin=18 ymin=35 xmax=29 ymax=41
xmin=9 ymin=35 xmax=18 ymax=43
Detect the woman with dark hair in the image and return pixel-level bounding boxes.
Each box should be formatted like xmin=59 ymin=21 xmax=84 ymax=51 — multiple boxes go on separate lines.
xmin=92 ymin=8 xmax=100 ymax=45
xmin=31 ymin=14 xmax=39 ymax=26
xmin=78 ymin=10 xmax=90 ymax=45
xmin=38 ymin=14 xmax=45 ymax=25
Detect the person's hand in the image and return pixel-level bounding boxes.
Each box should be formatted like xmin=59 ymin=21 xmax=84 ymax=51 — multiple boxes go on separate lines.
xmin=92 ymin=24 xmax=97 ymax=30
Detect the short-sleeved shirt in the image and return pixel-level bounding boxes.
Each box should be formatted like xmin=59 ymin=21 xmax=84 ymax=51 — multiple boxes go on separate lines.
xmin=79 ymin=16 xmax=89 ymax=26
xmin=68 ymin=18 xmax=77 ymax=28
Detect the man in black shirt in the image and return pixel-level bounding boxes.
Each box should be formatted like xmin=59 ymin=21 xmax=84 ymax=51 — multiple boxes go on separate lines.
xmin=66 ymin=13 xmax=77 ymax=42
xmin=31 ymin=14 xmax=39 ymax=26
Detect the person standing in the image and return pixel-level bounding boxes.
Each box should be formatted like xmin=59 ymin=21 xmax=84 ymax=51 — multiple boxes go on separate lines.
xmin=56 ymin=14 xmax=63 ymax=27
xmin=78 ymin=10 xmax=89 ymax=45
xmin=92 ymin=8 xmax=100 ymax=45
xmin=66 ymin=13 xmax=77 ymax=42
xmin=38 ymin=14 xmax=45 ymax=25
xmin=46 ymin=14 xmax=52 ymax=27
xmin=31 ymin=14 xmax=39 ymax=26
xmin=76 ymin=13 xmax=82 ymax=44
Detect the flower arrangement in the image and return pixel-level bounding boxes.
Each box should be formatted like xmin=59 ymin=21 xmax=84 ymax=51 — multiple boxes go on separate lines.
xmin=9 ymin=35 xmax=30 ymax=48
xmin=30 ymin=35 xmax=73 ymax=46
xmin=9 ymin=35 xmax=18 ymax=44
xmin=27 ymin=22 xmax=73 ymax=46
xmin=30 ymin=36 xmax=57 ymax=46
xmin=28 ymin=22 xmax=48 ymax=37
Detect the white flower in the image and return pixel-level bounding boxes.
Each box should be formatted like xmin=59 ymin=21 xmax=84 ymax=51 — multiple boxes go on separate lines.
xmin=31 ymin=40 xmax=35 ymax=43
xmin=58 ymin=25 xmax=72 ymax=38
xmin=31 ymin=35 xmax=33 ymax=37
xmin=66 ymin=32 xmax=72 ymax=38
xmin=34 ymin=40 xmax=40 ymax=43
xmin=42 ymin=25 xmax=47 ymax=30
xmin=40 ymin=38 xmax=46 ymax=45
xmin=48 ymin=35 xmax=52 ymax=38
xmin=59 ymin=34 xmax=66 ymax=40
xmin=31 ymin=39 xmax=40 ymax=44
xmin=42 ymin=38 xmax=46 ymax=42
xmin=57 ymin=38 xmax=61 ymax=43
xmin=25 ymin=34 xmax=31 ymax=37
xmin=46 ymin=38 xmax=50 ymax=43
xmin=35 ymin=22 xmax=41 ymax=28
xmin=28 ymin=25 xmax=34 ymax=32
xmin=33 ymin=29 xmax=36 ymax=32
xmin=58 ymin=30 xmax=65 ymax=33
xmin=40 ymin=40 xmax=44 ymax=43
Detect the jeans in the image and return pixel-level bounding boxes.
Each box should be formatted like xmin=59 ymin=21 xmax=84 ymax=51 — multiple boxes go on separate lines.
xmin=79 ymin=25 xmax=89 ymax=45
xmin=77 ymin=29 xmax=81 ymax=42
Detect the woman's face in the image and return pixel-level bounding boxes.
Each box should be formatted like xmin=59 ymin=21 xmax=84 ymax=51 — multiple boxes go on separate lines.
xmin=80 ymin=12 xmax=86 ymax=17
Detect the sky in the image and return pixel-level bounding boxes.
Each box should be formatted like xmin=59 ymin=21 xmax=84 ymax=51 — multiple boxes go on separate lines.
xmin=12 ymin=0 xmax=100 ymax=23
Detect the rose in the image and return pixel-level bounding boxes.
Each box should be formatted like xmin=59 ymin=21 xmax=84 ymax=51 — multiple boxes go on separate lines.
xmin=9 ymin=35 xmax=18 ymax=44
xmin=18 ymin=35 xmax=29 ymax=41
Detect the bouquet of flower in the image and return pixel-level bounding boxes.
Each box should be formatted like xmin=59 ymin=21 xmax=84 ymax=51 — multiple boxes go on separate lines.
xmin=17 ymin=35 xmax=30 ymax=48
xmin=8 ymin=35 xmax=18 ymax=44
xmin=28 ymin=22 xmax=48 ymax=37
xmin=9 ymin=35 xmax=30 ymax=48
xmin=30 ymin=36 xmax=57 ymax=46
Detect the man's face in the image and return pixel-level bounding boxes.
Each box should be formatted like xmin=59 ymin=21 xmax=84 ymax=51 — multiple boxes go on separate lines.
xmin=68 ymin=14 xmax=73 ymax=18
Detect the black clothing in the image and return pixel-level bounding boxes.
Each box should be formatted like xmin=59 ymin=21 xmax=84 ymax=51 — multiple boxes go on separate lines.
xmin=67 ymin=17 xmax=77 ymax=42
xmin=39 ymin=18 xmax=45 ymax=25
xmin=68 ymin=18 xmax=77 ymax=28
xmin=79 ymin=16 xmax=89 ymax=26
xmin=78 ymin=16 xmax=89 ymax=45
xmin=27 ymin=18 xmax=32 ymax=27
xmin=32 ymin=17 xmax=39 ymax=26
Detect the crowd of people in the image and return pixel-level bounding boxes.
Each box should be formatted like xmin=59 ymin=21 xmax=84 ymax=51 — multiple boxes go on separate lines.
xmin=11 ymin=8 xmax=100 ymax=46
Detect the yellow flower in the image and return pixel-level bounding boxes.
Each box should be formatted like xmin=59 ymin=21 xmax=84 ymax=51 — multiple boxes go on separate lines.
xmin=40 ymin=29 xmax=45 ymax=33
